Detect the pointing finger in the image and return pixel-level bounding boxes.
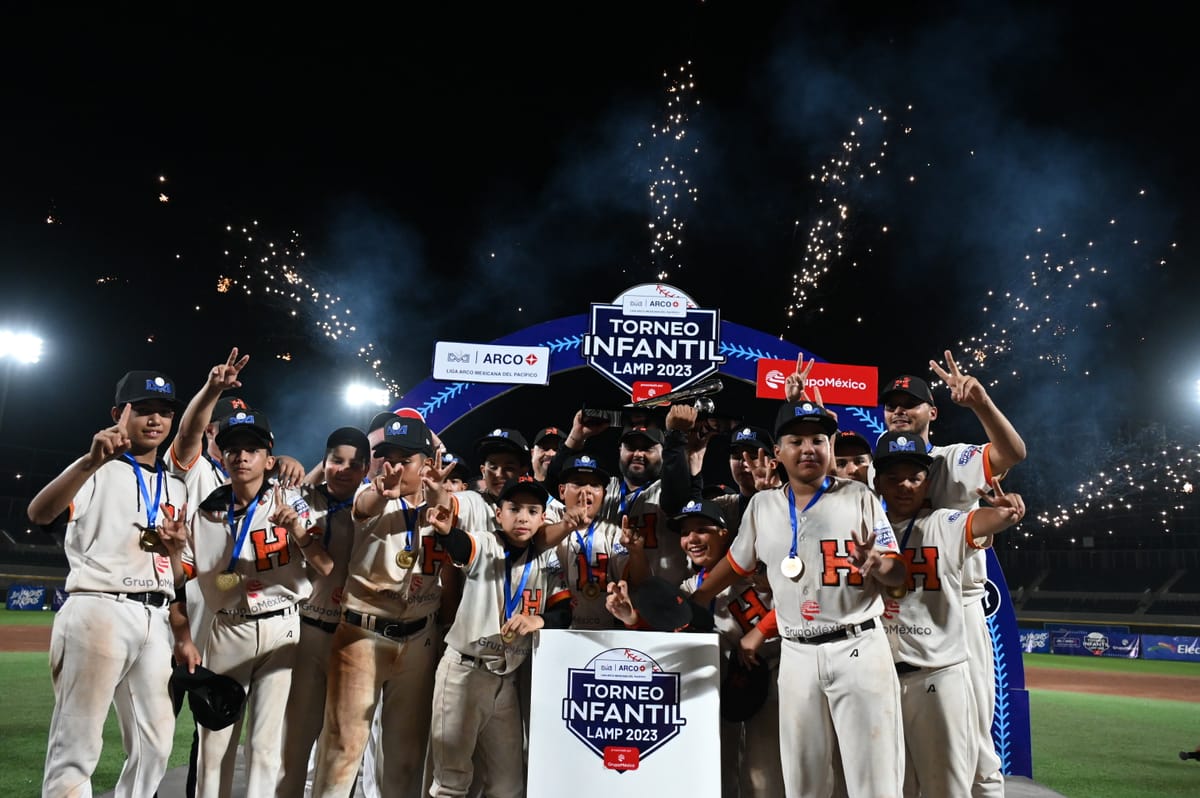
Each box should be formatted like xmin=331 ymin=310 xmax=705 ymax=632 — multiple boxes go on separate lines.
xmin=117 ymin=403 xmax=132 ymax=433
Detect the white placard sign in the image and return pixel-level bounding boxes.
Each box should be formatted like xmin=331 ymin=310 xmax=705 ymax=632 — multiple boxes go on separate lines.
xmin=528 ymin=630 xmax=721 ymax=798
xmin=432 ymin=341 xmax=551 ymax=385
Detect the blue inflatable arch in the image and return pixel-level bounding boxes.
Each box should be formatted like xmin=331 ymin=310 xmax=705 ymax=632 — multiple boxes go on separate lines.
xmin=394 ymin=312 xmax=1032 ymax=778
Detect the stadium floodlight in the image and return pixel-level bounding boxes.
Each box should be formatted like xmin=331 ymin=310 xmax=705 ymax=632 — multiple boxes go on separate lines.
xmin=0 ymin=331 xmax=43 ymax=364
xmin=344 ymin=383 xmax=390 ymax=408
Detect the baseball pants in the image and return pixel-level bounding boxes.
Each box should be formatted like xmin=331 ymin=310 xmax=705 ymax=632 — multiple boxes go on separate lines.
xmin=965 ymin=600 xmax=1005 ymax=797
xmin=898 ymin=660 xmax=978 ymax=798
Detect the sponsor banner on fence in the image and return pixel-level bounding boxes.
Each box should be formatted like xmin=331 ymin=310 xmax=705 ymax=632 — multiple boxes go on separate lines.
xmin=432 ymin=341 xmax=551 ymax=385
xmin=528 ymin=629 xmax=721 ymax=798
xmin=6 ymin=584 xmax=46 ymax=611
xmin=1142 ymin=635 xmax=1200 ymax=662
xmin=755 ymin=358 xmax=878 ymax=406
xmin=1018 ymin=629 xmax=1051 ymax=654
xmin=52 ymin=587 xmax=69 ymax=611
xmin=1050 ymin=630 xmax=1140 ymax=658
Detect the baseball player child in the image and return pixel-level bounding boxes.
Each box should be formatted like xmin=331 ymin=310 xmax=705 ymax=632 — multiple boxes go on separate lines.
xmin=311 ymin=415 xmax=450 ymax=798
xmin=276 ymin=426 xmax=371 ymax=797
xmin=428 ymin=476 xmax=572 ymax=798
xmin=691 ymin=400 xmax=908 ymax=798
xmin=175 ymin=410 xmax=333 ymax=798
xmin=554 ymin=454 xmax=628 ymax=629
xmin=872 ymin=431 xmax=1026 ymax=797
xmin=29 ymin=370 xmax=189 ymax=798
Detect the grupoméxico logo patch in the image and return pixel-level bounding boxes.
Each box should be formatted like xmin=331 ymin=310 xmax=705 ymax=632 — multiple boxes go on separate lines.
xmin=562 ymin=647 xmax=686 ymax=771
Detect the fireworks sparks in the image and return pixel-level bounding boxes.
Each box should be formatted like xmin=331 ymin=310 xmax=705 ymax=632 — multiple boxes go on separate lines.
xmin=640 ymin=61 xmax=700 ymax=279
xmin=785 ymin=105 xmax=910 ymax=326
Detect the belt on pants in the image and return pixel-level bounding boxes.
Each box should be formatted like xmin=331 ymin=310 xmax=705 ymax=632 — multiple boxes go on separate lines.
xmin=300 ymin=615 xmax=340 ymax=634
xmin=343 ymin=609 xmax=429 ymax=640
xmin=895 ymin=661 xmax=923 ymax=675
xmin=218 ymin=604 xmax=297 ymax=622
xmin=788 ymin=618 xmax=876 ymax=645
xmin=97 ymin=591 xmax=170 ymax=609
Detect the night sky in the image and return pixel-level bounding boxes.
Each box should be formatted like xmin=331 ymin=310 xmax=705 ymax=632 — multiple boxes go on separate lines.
xmin=1 ymin=2 xmax=1196 ymax=541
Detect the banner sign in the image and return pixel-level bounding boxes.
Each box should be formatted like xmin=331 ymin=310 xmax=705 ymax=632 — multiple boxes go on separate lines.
xmin=582 ymin=284 xmax=725 ymax=396
xmin=754 ymin=358 xmax=878 ymax=406
xmin=1050 ymin=630 xmax=1141 ymax=658
xmin=1142 ymin=635 xmax=1200 ymax=662
xmin=528 ymin=629 xmax=720 ymax=797
xmin=51 ymin=588 xmax=69 ymax=611
xmin=432 ymin=341 xmax=551 ymax=385
xmin=5 ymin=584 xmax=46 ymax=611
xmin=1018 ymin=629 xmax=1051 ymax=654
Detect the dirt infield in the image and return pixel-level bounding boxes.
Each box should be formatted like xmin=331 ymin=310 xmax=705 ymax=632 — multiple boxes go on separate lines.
xmin=2 ymin=625 xmax=51 ymax=652
xmin=1024 ymin=666 xmax=1200 ymax=702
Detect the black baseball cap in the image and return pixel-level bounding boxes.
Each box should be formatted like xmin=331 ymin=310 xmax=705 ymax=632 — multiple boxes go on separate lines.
xmin=476 ymin=428 xmax=531 ymax=462
xmin=620 ymin=425 xmax=665 ymax=448
xmin=532 ymin=426 xmax=565 ymax=448
xmin=559 ymin=453 xmax=611 ymax=484
xmin=114 ymin=370 xmax=183 ymax=409
xmin=668 ymin=499 xmax=728 ymax=531
xmin=834 ymin=430 xmax=872 ymax=455
xmin=873 ymin=430 xmax=933 ymax=470
xmin=368 ymin=411 xmax=400 ymax=434
xmin=774 ymin=401 xmax=838 ymax=438
xmin=729 ymin=426 xmax=773 ymax=454
xmin=880 ymin=375 xmax=935 ymax=405
xmin=169 ymin=665 xmax=246 ymax=731
xmin=215 ymin=410 xmax=273 ymax=450
xmin=440 ymin=451 xmax=471 ymax=482
xmin=497 ymin=475 xmax=550 ymax=505
xmin=325 ymin=427 xmax=370 ymax=463
xmin=211 ymin=396 xmax=251 ymax=424
xmin=375 ymin=416 xmax=434 ymax=457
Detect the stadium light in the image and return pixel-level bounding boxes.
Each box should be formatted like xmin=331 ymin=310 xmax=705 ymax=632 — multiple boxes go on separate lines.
xmin=0 ymin=331 xmax=43 ymax=364
xmin=344 ymin=383 xmax=390 ymax=408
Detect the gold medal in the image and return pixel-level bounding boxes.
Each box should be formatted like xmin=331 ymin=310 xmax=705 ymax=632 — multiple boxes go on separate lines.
xmin=138 ymin=526 xmax=165 ymax=554
xmin=395 ymin=550 xmax=415 ymax=569
xmin=215 ymin=571 xmax=242 ymax=591
xmin=501 ymin=630 xmax=516 ymax=644
xmin=887 ymin=584 xmax=909 ymax=600
xmin=582 ymin=582 xmax=601 ymax=600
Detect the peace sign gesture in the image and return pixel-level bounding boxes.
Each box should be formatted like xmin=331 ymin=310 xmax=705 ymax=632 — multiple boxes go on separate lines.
xmin=741 ymin=449 xmax=782 ymax=491
xmin=88 ymin=403 xmax=133 ymax=469
xmin=373 ymin=461 xmax=408 ymax=500
xmin=847 ymin=526 xmax=884 ymax=580
xmin=977 ymin=477 xmax=1026 ymax=524
xmin=784 ymin=354 xmax=815 ymax=402
xmin=207 ymin=347 xmax=250 ymax=392
xmin=929 ymin=349 xmax=987 ymax=409
xmin=421 ymin=450 xmax=456 ymax=507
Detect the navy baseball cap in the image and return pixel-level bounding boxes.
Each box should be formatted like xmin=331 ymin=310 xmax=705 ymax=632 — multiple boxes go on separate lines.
xmin=169 ymin=665 xmax=246 ymax=731
xmin=774 ymin=401 xmax=838 ymax=438
xmin=729 ymin=426 xmax=773 ymax=454
xmin=668 ymin=499 xmax=728 ymax=531
xmin=476 ymin=428 xmax=531 ymax=462
xmin=114 ymin=370 xmax=182 ymax=409
xmin=620 ymin=425 xmax=665 ymax=448
xmin=215 ymin=410 xmax=273 ymax=450
xmin=498 ymin=475 xmax=550 ymax=505
xmin=368 ymin=411 xmax=400 ymax=434
xmin=880 ymin=375 xmax=935 ymax=405
xmin=325 ymin=426 xmax=370 ymax=463
xmin=212 ymin=396 xmax=251 ymax=424
xmin=558 ymin=453 xmax=611 ymax=484
xmin=440 ymin=451 xmax=471 ymax=482
xmin=375 ymin=417 xmax=434 ymax=457
xmin=834 ymin=430 xmax=872 ymax=455
xmin=872 ymin=431 xmax=933 ymax=470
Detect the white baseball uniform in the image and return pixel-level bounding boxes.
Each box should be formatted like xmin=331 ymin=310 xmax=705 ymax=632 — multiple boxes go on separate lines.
xmin=167 ymin=445 xmax=228 ymax=657
xmin=556 ymin=517 xmax=627 ymax=630
xmin=431 ymin=530 xmax=570 ymax=798
xmin=598 ymin=477 xmax=690 ymax=586
xmin=43 ymin=456 xmax=185 ymax=798
xmin=311 ymin=491 xmax=450 ymax=798
xmin=728 ymin=479 xmax=904 ymax=798
xmin=186 ymin=484 xmax=315 ymax=798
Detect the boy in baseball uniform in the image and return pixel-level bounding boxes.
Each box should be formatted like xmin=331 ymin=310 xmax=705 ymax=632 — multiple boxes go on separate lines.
xmin=428 ymin=476 xmax=572 ymax=798
xmin=872 ymin=430 xmax=1026 ymax=797
xmin=691 ymin=400 xmax=908 ymax=798
xmin=553 ymin=454 xmax=627 ymax=629
xmin=29 ymin=370 xmax=188 ymax=798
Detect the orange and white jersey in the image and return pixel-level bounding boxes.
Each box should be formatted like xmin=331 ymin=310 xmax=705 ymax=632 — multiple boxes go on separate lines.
xmin=167 ymin=444 xmax=229 ymax=509
xmin=928 ymin=443 xmax=993 ymax=604
xmin=884 ymin=507 xmax=986 ymax=668
xmin=728 ymin=479 xmax=898 ymax=640
xmin=598 ymin=477 xmax=689 ymax=587
xmin=681 ymin=567 xmax=780 ymax=665
xmin=555 ymin=518 xmax=627 ymax=630
xmin=63 ymin=458 xmax=186 ymax=598
xmin=443 ymin=531 xmax=570 ymax=675
xmin=342 ymin=494 xmax=452 ymax=622
xmin=186 ymin=484 xmax=313 ymax=615
xmin=297 ymin=485 xmax=358 ymax=625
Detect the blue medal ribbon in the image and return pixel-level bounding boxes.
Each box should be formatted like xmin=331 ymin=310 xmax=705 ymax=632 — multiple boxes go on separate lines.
xmin=400 ymin=498 xmax=419 ymax=554
xmin=503 ymin=548 xmax=535 ymax=621
xmin=224 ymin=490 xmax=261 ymax=575
xmin=787 ymin=477 xmax=830 ymax=560
xmin=899 ymin=515 xmax=918 ymax=550
xmin=203 ymin=452 xmax=229 ymax=480
xmin=123 ymin=454 xmax=164 ymax=530
xmin=574 ymin=518 xmax=598 ymax=585
xmin=319 ymin=485 xmax=355 ymax=548
xmin=618 ymin=483 xmax=644 ymax=517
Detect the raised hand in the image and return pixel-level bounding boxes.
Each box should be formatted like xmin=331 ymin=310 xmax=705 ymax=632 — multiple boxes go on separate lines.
xmin=605 ymin=579 xmax=638 ymax=625
xmin=372 ymin=461 xmax=406 ymax=499
xmin=930 ymin=349 xmax=987 ymax=409
xmin=427 ymin=503 xmax=454 ymax=536
xmin=784 ymin=354 xmax=815 ymax=402
xmin=847 ymin=527 xmax=884 ymax=580
xmin=421 ymin=451 xmax=456 ymax=506
xmin=570 ymin=409 xmax=610 ymax=446
xmin=88 ymin=404 xmax=132 ymax=469
xmin=208 ymin=347 xmax=250 ymax=392
xmin=269 ymin=487 xmax=304 ymax=537
xmin=620 ymin=514 xmax=645 ymax=552
xmin=742 ymin=449 xmax=782 ymax=491
xmin=665 ymin=403 xmax=698 ymax=431
xmin=977 ymin=477 xmax=1026 ymax=524
xmin=156 ymin=503 xmax=189 ymax=556
xmin=273 ymin=455 xmax=306 ymax=489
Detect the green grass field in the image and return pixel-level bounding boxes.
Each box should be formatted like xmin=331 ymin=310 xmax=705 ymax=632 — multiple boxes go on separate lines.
xmin=1025 ymin=651 xmax=1200 ymax=678
xmin=0 ymin=607 xmax=56 ymax=626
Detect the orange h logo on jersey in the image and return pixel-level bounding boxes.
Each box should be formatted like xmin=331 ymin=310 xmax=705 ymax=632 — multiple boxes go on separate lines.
xmin=576 ymin=552 xmax=610 ymax=590
xmin=632 ymin=513 xmax=659 ymax=550
xmin=820 ymin=539 xmax=865 ymax=586
xmin=728 ymin=587 xmax=770 ymax=632
xmin=521 ymin=588 xmax=544 ymax=615
xmin=900 ymin=546 xmax=942 ymax=591
xmin=251 ymin=526 xmax=292 ymax=571
xmin=420 ymin=536 xmax=453 ymax=575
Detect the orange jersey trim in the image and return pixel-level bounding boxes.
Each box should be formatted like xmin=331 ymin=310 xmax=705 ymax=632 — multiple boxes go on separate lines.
xmin=67 ymin=502 xmax=75 ymax=523
xmin=981 ymin=442 xmax=996 ymax=485
xmin=965 ymin=509 xmax=990 ymax=549
xmin=546 ymin=588 xmax=572 ymax=608
xmin=726 ymin=550 xmax=756 ymax=577
xmin=758 ymin=608 xmax=779 ymax=638
xmin=169 ymin=442 xmax=202 ymax=473
xmin=464 ymin=533 xmax=479 ymax=568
